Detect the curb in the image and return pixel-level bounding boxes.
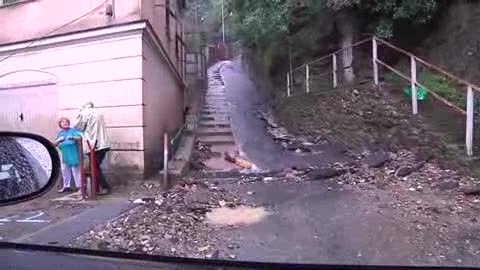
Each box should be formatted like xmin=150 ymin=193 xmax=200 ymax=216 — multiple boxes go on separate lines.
xmin=168 ymin=131 xmax=196 ymax=177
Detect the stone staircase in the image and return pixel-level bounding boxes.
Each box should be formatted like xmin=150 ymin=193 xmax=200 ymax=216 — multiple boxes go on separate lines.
xmin=196 ymin=65 xmax=238 ymax=171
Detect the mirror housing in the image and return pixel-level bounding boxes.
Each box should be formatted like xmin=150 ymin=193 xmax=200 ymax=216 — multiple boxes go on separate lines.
xmin=0 ymin=132 xmax=60 ymax=206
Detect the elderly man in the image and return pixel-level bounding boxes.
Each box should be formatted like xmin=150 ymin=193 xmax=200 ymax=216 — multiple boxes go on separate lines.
xmin=75 ymin=101 xmax=111 ymax=195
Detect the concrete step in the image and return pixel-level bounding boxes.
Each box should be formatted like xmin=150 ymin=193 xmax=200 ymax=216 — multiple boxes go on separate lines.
xmin=204 ymin=102 xmax=228 ymax=106
xmin=198 ymin=135 xmax=235 ymax=145
xmin=199 ymin=120 xmax=230 ymax=126
xmin=205 ymin=94 xmax=226 ymax=98
xmin=205 ymin=89 xmax=227 ymax=95
xmin=199 ymin=116 xmax=215 ymax=121
xmin=200 ymin=111 xmax=230 ymax=115
xmin=209 ymin=143 xmax=237 ymax=155
xmin=203 ymin=107 xmax=229 ymax=112
xmin=198 ymin=122 xmax=231 ymax=129
xmin=205 ymin=102 xmax=228 ymax=105
xmin=205 ymin=95 xmax=226 ymax=97
xmin=205 ymin=99 xmax=228 ymax=102
xmin=203 ymin=157 xmax=239 ymax=171
xmin=201 ymin=113 xmax=229 ymax=118
xmin=196 ymin=127 xmax=233 ymax=136
xmin=200 ymin=116 xmax=230 ymax=122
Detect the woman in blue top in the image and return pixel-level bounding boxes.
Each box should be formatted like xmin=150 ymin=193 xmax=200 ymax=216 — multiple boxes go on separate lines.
xmin=55 ymin=117 xmax=82 ymax=193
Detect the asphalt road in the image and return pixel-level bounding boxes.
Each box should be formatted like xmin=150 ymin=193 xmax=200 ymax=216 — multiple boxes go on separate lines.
xmin=0 ymin=249 xmax=194 ymax=270
xmin=220 ymin=59 xmax=348 ymax=171
xmin=215 ymin=58 xmax=480 ymax=267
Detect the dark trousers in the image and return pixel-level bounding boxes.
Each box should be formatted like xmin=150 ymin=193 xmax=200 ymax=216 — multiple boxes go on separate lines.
xmin=95 ymin=148 xmax=110 ymax=191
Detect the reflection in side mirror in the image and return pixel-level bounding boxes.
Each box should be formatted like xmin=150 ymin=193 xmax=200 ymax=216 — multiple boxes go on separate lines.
xmin=0 ymin=134 xmax=58 ymax=204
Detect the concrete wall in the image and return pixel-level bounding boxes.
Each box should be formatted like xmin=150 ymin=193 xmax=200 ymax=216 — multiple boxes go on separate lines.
xmin=142 ymin=33 xmax=185 ymax=176
xmin=0 ymin=0 xmax=184 ymax=76
xmin=0 ymin=30 xmax=146 ymax=175
xmin=142 ymin=0 xmax=184 ymax=74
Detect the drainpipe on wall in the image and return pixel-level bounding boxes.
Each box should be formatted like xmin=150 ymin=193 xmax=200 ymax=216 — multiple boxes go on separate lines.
xmin=106 ymin=0 xmax=116 ymax=19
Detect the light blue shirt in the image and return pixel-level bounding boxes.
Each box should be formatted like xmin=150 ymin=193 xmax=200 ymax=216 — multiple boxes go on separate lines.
xmin=55 ymin=128 xmax=82 ymax=167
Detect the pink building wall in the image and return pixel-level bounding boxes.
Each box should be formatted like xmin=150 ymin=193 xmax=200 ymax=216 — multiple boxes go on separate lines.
xmin=0 ymin=0 xmax=188 ymax=179
xmin=0 ymin=29 xmax=147 ymax=174
xmin=0 ymin=0 xmax=141 ymax=44
xmin=142 ymin=35 xmax=185 ymax=175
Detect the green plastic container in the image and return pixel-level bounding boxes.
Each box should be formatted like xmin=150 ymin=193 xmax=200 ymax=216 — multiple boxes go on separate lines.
xmin=403 ymin=85 xmax=427 ymax=101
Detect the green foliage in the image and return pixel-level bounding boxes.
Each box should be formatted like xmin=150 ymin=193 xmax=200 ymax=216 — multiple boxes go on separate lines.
xmin=363 ymin=0 xmax=439 ymax=39
xmin=418 ymin=71 xmax=466 ymax=110
xmin=185 ymin=0 xmax=214 ymax=24
xmin=229 ymin=0 xmax=292 ymax=49
xmin=365 ymin=0 xmax=438 ymax=22
xmin=226 ymin=0 xmax=441 ymax=49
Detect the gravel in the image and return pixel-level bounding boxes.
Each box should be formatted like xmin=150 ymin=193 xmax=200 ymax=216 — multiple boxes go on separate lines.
xmin=71 ymin=179 xmax=252 ymax=259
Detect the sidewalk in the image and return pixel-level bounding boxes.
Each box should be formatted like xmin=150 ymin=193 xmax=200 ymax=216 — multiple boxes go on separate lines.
xmin=0 ymin=183 xmax=146 ymax=246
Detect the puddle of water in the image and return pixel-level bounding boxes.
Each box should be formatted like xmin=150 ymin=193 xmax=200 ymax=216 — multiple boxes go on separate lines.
xmin=206 ymin=206 xmax=269 ymax=226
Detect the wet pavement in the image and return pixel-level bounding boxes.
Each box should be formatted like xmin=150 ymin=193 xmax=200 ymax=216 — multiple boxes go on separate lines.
xmin=0 ymin=249 xmax=192 ymax=270
xmin=0 ymin=187 xmax=134 ymax=245
xmin=220 ymin=60 xmax=349 ymax=171
xmin=197 ymin=63 xmax=239 ymax=172
xmin=209 ymin=58 xmax=480 ymax=266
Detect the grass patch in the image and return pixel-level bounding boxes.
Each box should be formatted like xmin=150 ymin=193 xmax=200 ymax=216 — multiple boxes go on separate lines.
xmin=383 ymin=70 xmax=468 ymax=111
xmin=418 ymin=71 xmax=466 ymax=110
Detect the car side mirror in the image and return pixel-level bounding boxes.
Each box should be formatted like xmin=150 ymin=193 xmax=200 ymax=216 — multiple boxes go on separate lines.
xmin=0 ymin=132 xmax=60 ymax=206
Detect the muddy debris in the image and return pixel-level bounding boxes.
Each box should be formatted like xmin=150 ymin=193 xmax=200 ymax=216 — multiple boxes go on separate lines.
xmin=190 ymin=142 xmax=215 ymax=172
xmin=71 ymin=179 xmax=253 ymax=258
xmin=307 ymin=167 xmax=348 ymax=180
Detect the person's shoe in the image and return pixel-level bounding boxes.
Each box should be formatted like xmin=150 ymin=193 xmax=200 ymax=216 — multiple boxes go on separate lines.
xmin=98 ymin=188 xmax=110 ymax=195
xmin=58 ymin=187 xmax=71 ymax=193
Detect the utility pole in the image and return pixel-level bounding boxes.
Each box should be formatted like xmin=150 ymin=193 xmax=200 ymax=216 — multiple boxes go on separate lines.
xmin=221 ymin=0 xmax=225 ymax=44
xmin=194 ymin=1 xmax=198 ymax=25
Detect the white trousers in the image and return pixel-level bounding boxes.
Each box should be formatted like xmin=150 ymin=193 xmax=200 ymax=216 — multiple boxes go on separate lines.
xmin=61 ymin=162 xmax=81 ymax=189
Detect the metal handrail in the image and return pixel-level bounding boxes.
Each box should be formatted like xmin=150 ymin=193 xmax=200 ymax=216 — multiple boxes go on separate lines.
xmin=376 ymin=38 xmax=480 ymax=93
xmin=376 ymin=59 xmax=467 ymax=115
xmin=292 ymin=37 xmax=371 ymax=72
xmin=287 ymin=36 xmax=478 ymax=157
xmin=77 ymin=139 xmax=98 ymax=200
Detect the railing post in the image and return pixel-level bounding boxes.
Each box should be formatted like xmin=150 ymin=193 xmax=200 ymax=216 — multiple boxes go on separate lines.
xmin=287 ymin=72 xmax=291 ymax=97
xmin=86 ymin=140 xmax=97 ymax=200
xmin=163 ymin=132 xmax=169 ymax=187
xmin=332 ymin=54 xmax=337 ymax=89
xmin=466 ymin=85 xmax=474 ymax=157
xmin=306 ymin=65 xmax=310 ymax=93
xmin=78 ymin=139 xmax=86 ymax=200
xmin=372 ymin=37 xmax=379 ymax=86
xmin=411 ymin=56 xmax=418 ymax=115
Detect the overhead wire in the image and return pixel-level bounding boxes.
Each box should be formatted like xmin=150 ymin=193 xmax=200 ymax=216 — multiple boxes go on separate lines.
xmin=0 ymin=0 xmax=109 ymax=64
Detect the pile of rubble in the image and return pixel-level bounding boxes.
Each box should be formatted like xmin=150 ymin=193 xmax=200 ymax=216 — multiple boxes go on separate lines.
xmin=72 ymin=180 xmax=249 ymax=258
xmin=189 ymin=142 xmax=214 ymax=172
xmin=272 ymin=85 xmax=465 ymax=160
xmin=257 ymin=110 xmax=319 ymax=153
xmin=304 ymin=148 xmax=480 ymax=197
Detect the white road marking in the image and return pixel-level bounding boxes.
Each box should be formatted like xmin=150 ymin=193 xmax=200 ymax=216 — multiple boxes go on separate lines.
xmin=0 ymin=215 xmax=19 ymax=222
xmin=16 ymin=212 xmax=50 ymax=223
xmin=0 ymin=212 xmax=50 ymax=224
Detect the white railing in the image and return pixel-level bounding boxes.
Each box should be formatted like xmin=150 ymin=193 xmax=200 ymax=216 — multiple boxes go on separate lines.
xmin=287 ymin=36 xmax=480 ymax=157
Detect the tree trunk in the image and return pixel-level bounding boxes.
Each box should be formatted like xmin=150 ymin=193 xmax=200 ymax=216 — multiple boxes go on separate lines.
xmin=336 ymin=10 xmax=357 ymax=84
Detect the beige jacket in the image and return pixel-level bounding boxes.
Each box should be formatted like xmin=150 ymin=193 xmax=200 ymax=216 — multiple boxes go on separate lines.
xmin=74 ymin=103 xmax=110 ymax=153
